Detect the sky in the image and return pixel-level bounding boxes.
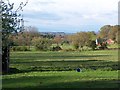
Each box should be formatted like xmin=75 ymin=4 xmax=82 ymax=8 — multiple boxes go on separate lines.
xmin=10 ymin=0 xmax=119 ymax=33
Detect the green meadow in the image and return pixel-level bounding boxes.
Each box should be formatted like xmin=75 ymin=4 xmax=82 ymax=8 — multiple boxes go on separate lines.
xmin=2 ymin=50 xmax=119 ymax=89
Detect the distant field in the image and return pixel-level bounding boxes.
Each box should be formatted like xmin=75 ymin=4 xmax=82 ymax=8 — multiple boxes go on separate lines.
xmin=2 ymin=50 xmax=119 ymax=89
xmin=9 ymin=50 xmax=118 ymax=71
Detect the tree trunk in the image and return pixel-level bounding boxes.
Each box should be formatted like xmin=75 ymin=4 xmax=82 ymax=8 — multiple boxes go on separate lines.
xmin=2 ymin=46 xmax=10 ymax=73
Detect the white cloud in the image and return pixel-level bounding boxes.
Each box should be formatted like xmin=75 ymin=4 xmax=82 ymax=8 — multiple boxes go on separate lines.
xmin=9 ymin=0 xmax=119 ymax=32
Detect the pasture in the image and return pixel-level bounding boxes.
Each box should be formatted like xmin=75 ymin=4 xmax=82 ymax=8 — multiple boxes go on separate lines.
xmin=2 ymin=50 xmax=119 ymax=89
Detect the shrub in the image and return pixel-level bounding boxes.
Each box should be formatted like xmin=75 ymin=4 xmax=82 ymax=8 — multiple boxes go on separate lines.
xmin=73 ymin=43 xmax=79 ymax=50
xmin=51 ymin=46 xmax=62 ymax=51
xmin=32 ymin=37 xmax=52 ymax=51
xmin=62 ymin=48 xmax=75 ymax=52
xmin=61 ymin=40 xmax=69 ymax=45
xmin=11 ymin=46 xmax=30 ymax=51
xmin=88 ymin=40 xmax=97 ymax=50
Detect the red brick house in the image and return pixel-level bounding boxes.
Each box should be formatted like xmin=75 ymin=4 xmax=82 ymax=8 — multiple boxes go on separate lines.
xmin=106 ymin=39 xmax=114 ymax=45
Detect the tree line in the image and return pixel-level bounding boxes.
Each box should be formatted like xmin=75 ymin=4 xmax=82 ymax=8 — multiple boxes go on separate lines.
xmin=9 ymin=25 xmax=119 ymax=51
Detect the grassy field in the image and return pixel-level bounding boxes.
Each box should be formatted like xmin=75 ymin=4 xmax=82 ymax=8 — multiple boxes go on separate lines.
xmin=2 ymin=50 xmax=119 ymax=89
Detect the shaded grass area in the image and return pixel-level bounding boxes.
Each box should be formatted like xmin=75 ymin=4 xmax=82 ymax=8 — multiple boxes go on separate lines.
xmin=10 ymin=50 xmax=118 ymax=61
xmin=2 ymin=71 xmax=119 ymax=89
xmin=2 ymin=50 xmax=119 ymax=89
xmin=9 ymin=50 xmax=118 ymax=72
xmin=9 ymin=60 xmax=118 ymax=74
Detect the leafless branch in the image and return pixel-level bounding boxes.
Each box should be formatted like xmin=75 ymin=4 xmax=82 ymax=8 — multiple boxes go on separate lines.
xmin=15 ymin=0 xmax=29 ymax=12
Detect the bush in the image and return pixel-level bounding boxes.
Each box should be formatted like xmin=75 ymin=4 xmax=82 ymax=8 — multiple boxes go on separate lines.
xmin=32 ymin=37 xmax=52 ymax=51
xmin=50 ymin=46 xmax=62 ymax=51
xmin=61 ymin=40 xmax=69 ymax=45
xmin=73 ymin=43 xmax=79 ymax=50
xmin=98 ymin=43 xmax=108 ymax=50
xmin=11 ymin=46 xmax=30 ymax=51
xmin=88 ymin=40 xmax=97 ymax=50
xmin=62 ymin=48 xmax=75 ymax=52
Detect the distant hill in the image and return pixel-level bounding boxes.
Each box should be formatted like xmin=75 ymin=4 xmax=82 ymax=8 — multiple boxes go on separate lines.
xmin=40 ymin=32 xmax=74 ymax=36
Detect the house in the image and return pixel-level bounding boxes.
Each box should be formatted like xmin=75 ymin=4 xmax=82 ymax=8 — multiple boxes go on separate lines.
xmin=96 ymin=37 xmax=105 ymax=46
xmin=106 ymin=39 xmax=114 ymax=45
xmin=96 ymin=37 xmax=114 ymax=45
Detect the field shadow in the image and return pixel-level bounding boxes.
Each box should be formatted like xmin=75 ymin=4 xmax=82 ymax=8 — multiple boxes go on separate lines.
xmin=9 ymin=51 xmax=119 ymax=75
xmin=11 ymin=54 xmax=112 ymax=61
xmin=2 ymin=75 xmax=119 ymax=89
xmin=7 ymin=60 xmax=119 ymax=75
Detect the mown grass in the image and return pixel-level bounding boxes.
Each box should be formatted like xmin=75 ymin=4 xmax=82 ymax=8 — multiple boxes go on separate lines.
xmin=10 ymin=50 xmax=118 ymax=71
xmin=2 ymin=50 xmax=119 ymax=89
xmin=2 ymin=71 xmax=119 ymax=89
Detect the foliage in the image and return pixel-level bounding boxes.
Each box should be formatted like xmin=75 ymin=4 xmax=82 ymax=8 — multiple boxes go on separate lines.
xmin=61 ymin=40 xmax=69 ymax=45
xmin=41 ymin=34 xmax=55 ymax=39
xmin=1 ymin=0 xmax=28 ymax=72
xmin=6 ymin=25 xmax=120 ymax=51
xmin=88 ymin=40 xmax=97 ymax=50
xmin=61 ymin=48 xmax=75 ymax=52
xmin=73 ymin=43 xmax=79 ymax=50
xmin=50 ymin=45 xmax=62 ymax=51
xmin=11 ymin=46 xmax=30 ymax=51
xmin=9 ymin=26 xmax=40 ymax=46
xmin=99 ymin=25 xmax=111 ymax=39
xmin=68 ymin=32 xmax=92 ymax=50
xmin=1 ymin=0 xmax=27 ymax=48
xmin=96 ymin=37 xmax=108 ymax=50
xmin=53 ymin=35 xmax=64 ymax=45
xmin=87 ymin=31 xmax=97 ymax=40
xmin=98 ymin=43 xmax=108 ymax=50
xmin=99 ymin=25 xmax=120 ymax=43
xmin=32 ymin=37 xmax=52 ymax=51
